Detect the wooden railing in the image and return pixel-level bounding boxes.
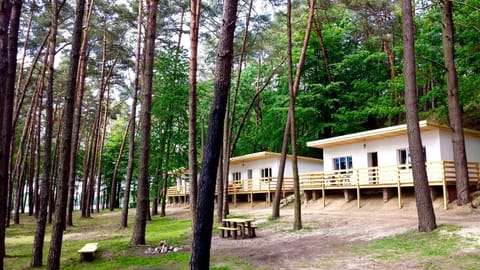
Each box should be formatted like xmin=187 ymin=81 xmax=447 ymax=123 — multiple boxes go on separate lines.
xmin=167 ymin=177 xmax=295 ymax=198
xmin=167 ymin=161 xmax=480 ymax=199
xmin=299 ymin=161 xmax=480 ymax=190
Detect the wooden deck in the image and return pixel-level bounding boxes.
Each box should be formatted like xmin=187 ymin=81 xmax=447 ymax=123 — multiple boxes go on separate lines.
xmin=299 ymin=161 xmax=480 ymax=209
xmin=167 ymin=177 xmax=295 ymax=207
xmin=167 ymin=161 xmax=480 ymax=209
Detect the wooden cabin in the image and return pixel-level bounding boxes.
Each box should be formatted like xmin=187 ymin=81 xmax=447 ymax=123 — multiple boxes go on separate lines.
xmin=301 ymin=120 xmax=480 ymax=209
xmin=166 ymin=151 xmax=323 ymax=205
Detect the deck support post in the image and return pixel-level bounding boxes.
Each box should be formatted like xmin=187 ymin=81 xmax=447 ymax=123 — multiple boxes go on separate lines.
xmin=344 ymin=189 xmax=355 ymax=202
xmin=397 ymin=181 xmax=402 ymax=209
xmin=356 ymin=184 xmax=361 ymax=208
xmin=383 ymin=188 xmax=393 ymax=202
xmin=442 ymin=177 xmax=448 ymax=210
xmin=322 ymin=183 xmax=326 ymax=208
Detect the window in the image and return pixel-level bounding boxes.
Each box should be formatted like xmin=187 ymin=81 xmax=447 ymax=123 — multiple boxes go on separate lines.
xmin=397 ymin=147 xmax=426 ymax=167
xmin=333 ymin=156 xmax=352 ymax=171
xmin=397 ymin=149 xmax=410 ymax=165
xmin=232 ymin=172 xmax=242 ymax=181
xmin=260 ymin=168 xmax=272 ymax=182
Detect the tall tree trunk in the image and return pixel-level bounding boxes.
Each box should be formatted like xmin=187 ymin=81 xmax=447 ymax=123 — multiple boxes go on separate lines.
xmin=46 ymin=0 xmax=85 ymax=268
xmin=272 ymin=0 xmax=315 ymax=223
xmin=401 ymin=0 xmax=436 ymax=233
xmin=313 ymin=13 xmax=332 ymax=83
xmin=0 ymin=1 xmax=12 ymax=266
xmin=219 ymin=0 xmax=254 ymax=221
xmin=121 ymin=0 xmax=142 ymax=229
xmin=110 ymin=117 xmax=131 ymax=210
xmin=189 ymin=0 xmax=238 ymax=268
xmin=33 ymin=99 xmax=41 ymax=218
xmin=80 ymin=127 xmax=93 ymax=217
xmin=130 ymin=0 xmax=158 ymax=245
xmin=440 ymin=0 xmax=470 ymax=205
xmin=188 ymin=0 xmax=201 ymax=228
xmin=66 ymin=0 xmax=94 ymax=227
xmin=31 ymin=0 xmax=57 ymax=261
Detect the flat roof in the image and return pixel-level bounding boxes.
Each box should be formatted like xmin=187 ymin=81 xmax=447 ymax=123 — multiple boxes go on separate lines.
xmin=307 ymin=120 xmax=480 ymax=149
xmin=229 ymin=151 xmax=323 ymax=165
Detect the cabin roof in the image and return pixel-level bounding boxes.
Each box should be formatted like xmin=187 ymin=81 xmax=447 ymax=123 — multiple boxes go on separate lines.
xmin=229 ymin=151 xmax=323 ymax=165
xmin=307 ymin=120 xmax=480 ymax=149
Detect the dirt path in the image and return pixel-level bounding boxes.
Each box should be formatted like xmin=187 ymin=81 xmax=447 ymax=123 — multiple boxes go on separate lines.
xmin=207 ymin=196 xmax=480 ymax=269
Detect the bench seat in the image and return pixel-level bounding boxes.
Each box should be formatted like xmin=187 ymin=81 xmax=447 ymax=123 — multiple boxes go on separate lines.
xmin=78 ymin=242 xmax=98 ymax=262
xmin=217 ymin=226 xmax=240 ymax=239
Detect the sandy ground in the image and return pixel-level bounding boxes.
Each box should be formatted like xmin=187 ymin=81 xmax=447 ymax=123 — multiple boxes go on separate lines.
xmin=195 ymin=193 xmax=480 ymax=270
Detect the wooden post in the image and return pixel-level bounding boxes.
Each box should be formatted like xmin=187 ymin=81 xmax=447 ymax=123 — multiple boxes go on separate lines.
xmin=233 ymin=182 xmax=237 ymax=208
xmin=267 ymin=180 xmax=271 ymax=206
xmin=356 ymin=184 xmax=361 ymax=208
xmin=442 ymin=161 xmax=448 ymax=210
xmin=397 ymin=180 xmax=402 ymax=209
xmin=322 ymin=182 xmax=326 ymax=208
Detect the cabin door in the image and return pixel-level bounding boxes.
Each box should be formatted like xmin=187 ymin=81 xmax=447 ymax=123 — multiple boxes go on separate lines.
xmin=367 ymin=152 xmax=378 ymax=184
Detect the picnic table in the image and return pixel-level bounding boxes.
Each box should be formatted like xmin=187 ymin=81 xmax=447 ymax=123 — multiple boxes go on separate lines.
xmin=218 ymin=218 xmax=256 ymax=239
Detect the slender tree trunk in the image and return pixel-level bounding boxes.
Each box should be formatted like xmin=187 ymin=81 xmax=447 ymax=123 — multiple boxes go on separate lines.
xmin=121 ymin=0 xmax=142 ymax=229
xmin=401 ymin=0 xmax=436 ymax=232
xmin=0 ymin=2 xmax=12 ymax=266
xmin=66 ymin=0 xmax=94 ymax=227
xmin=219 ymin=0 xmax=254 ymax=221
xmin=189 ymin=0 xmax=201 ymax=228
xmin=47 ymin=0 xmax=85 ymax=268
xmin=189 ymin=0 xmax=238 ymax=268
xmin=130 ymin=0 xmax=158 ymax=245
xmin=80 ymin=128 xmax=93 ymax=217
xmin=313 ymin=13 xmax=332 ymax=83
xmin=440 ymin=0 xmax=470 ymax=205
xmin=272 ymin=0 xmax=315 ymax=223
xmin=110 ymin=118 xmax=131 ymax=210
xmin=31 ymin=0 xmax=57 ymax=262
xmin=34 ymin=100 xmax=41 ymax=218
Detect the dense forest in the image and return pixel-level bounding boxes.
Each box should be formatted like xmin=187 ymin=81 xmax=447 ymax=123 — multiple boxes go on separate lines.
xmin=0 ymin=0 xmax=479 ymax=268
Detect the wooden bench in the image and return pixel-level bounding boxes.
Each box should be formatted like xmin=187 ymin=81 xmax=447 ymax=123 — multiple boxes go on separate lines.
xmin=217 ymin=226 xmax=240 ymax=239
xmin=246 ymin=224 xmax=257 ymax=238
xmin=78 ymin=242 xmax=98 ymax=262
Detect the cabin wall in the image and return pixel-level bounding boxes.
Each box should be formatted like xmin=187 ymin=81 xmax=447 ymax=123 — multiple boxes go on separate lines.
xmin=323 ymin=129 xmax=443 ymax=170
xmin=284 ymin=158 xmax=324 ymax=175
xmin=229 ymin=157 xmax=280 ymax=182
xmin=465 ymin=134 xmax=480 ymax=162
xmin=229 ymin=157 xmax=324 ymax=182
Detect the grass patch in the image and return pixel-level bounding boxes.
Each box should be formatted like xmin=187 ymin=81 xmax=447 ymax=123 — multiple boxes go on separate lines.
xmin=353 ymin=224 xmax=480 ymax=268
xmin=5 ymin=210 xmax=192 ymax=270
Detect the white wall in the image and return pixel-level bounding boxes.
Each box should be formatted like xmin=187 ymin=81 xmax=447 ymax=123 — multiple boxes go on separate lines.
xmin=228 ymin=156 xmax=323 ymax=181
xmin=323 ymin=129 xmax=444 ymax=170
xmin=229 ymin=157 xmax=279 ymax=182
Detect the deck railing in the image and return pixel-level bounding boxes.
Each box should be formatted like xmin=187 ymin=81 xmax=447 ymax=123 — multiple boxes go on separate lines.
xmin=299 ymin=161 xmax=479 ymax=189
xmin=166 ymin=177 xmax=295 ymax=197
xmin=167 ymin=161 xmax=480 ymax=208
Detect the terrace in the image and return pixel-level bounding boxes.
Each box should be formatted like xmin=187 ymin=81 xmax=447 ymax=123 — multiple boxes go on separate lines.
xmin=167 ymin=160 xmax=480 ymax=210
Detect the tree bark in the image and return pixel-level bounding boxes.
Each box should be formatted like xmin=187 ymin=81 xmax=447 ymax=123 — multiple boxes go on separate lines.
xmin=110 ymin=118 xmax=131 ymax=210
xmin=47 ymin=0 xmax=85 ymax=268
xmin=440 ymin=0 xmax=470 ymax=205
xmin=121 ymin=0 xmax=142 ymax=229
xmin=189 ymin=0 xmax=201 ymax=229
xmin=31 ymin=0 xmax=57 ymax=264
xmin=66 ymin=0 xmax=94 ymax=226
xmin=189 ymin=0 xmax=238 ymax=268
xmin=401 ymin=0 xmax=436 ymax=232
xmin=130 ymin=0 xmax=158 ymax=245
xmin=0 ymin=1 xmax=12 ymax=266
xmin=272 ymin=0 xmax=315 ymax=223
